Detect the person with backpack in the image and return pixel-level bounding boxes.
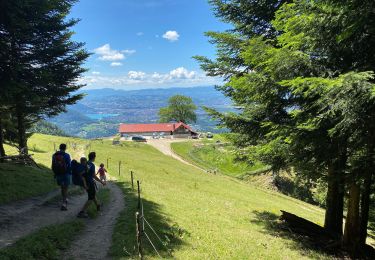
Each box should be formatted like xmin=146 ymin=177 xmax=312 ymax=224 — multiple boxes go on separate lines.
xmin=71 ymin=157 xmax=89 ymax=190
xmin=77 ymin=152 xmax=106 ymax=218
xmin=52 ymin=143 xmax=72 ymax=211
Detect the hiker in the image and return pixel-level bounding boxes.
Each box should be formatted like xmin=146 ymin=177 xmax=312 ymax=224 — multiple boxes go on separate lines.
xmin=77 ymin=152 xmax=106 ymax=218
xmin=52 ymin=143 xmax=71 ymax=211
xmin=71 ymin=157 xmax=89 ymax=191
xmin=96 ymin=163 xmax=108 ymax=184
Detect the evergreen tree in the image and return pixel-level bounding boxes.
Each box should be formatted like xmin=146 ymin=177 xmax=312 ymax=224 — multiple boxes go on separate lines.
xmin=198 ymin=0 xmax=375 ymax=253
xmin=0 ymin=0 xmax=89 ymax=152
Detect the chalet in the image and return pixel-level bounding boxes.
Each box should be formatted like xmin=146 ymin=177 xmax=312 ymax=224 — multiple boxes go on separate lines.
xmin=119 ymin=122 xmax=197 ymax=138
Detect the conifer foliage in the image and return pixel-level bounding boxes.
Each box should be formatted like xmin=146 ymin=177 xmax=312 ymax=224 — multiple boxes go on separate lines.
xmin=0 ymin=0 xmax=89 ymax=154
xmin=198 ymin=0 xmax=375 ymax=255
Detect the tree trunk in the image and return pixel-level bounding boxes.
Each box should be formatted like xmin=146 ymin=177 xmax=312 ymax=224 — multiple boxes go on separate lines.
xmin=359 ymin=130 xmax=375 ymax=246
xmin=16 ymin=110 xmax=28 ymax=154
xmin=324 ymin=162 xmax=345 ymax=238
xmin=359 ymin=169 xmax=372 ymax=245
xmin=0 ymin=118 xmax=5 ymax=156
xmin=343 ymin=181 xmax=361 ymax=254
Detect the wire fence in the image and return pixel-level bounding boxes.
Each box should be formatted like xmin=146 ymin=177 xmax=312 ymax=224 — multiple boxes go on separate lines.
xmin=134 ymin=179 xmax=171 ymax=259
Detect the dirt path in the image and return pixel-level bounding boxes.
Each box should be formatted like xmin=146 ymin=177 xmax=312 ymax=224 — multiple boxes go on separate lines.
xmin=147 ymin=139 xmax=203 ymax=170
xmin=63 ymin=181 xmax=124 ymax=260
xmin=0 ymin=189 xmax=60 ymax=223
xmin=0 ymin=189 xmax=87 ymax=249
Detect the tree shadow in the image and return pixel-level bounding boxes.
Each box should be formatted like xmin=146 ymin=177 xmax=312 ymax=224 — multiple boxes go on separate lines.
xmin=110 ymin=181 xmax=188 ymax=259
xmin=250 ymin=210 xmax=347 ymax=258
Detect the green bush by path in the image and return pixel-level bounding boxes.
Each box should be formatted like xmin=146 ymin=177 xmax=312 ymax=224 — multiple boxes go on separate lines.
xmin=0 ymin=220 xmax=84 ymax=260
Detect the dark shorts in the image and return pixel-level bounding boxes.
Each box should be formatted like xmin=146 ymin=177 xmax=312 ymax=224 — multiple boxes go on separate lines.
xmin=87 ymin=183 xmax=96 ymax=200
xmin=56 ymin=174 xmax=71 ymax=186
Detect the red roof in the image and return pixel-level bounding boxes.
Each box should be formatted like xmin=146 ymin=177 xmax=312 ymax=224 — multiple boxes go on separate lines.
xmin=119 ymin=122 xmax=193 ymax=133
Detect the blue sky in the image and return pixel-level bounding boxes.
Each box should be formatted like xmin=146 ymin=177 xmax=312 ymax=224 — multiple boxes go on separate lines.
xmin=70 ymin=0 xmax=230 ymax=90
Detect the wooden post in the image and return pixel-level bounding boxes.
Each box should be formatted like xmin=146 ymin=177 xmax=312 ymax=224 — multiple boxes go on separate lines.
xmin=137 ymin=180 xmax=141 ymax=211
xmin=118 ymin=161 xmax=121 ymax=176
xmin=136 ymin=180 xmax=145 ymax=231
xmin=53 ymin=143 xmax=56 ymax=151
xmin=131 ymin=171 xmax=134 ymax=189
xmin=135 ymin=212 xmax=143 ymax=259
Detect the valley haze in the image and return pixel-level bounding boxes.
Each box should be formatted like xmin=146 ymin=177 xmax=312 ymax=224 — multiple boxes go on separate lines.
xmin=47 ymin=86 xmax=233 ymax=138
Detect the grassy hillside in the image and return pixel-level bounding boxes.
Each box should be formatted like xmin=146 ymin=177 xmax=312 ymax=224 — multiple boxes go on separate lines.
xmin=0 ymin=163 xmax=56 ymax=204
xmin=171 ymin=138 xmax=267 ymax=178
xmin=3 ymin=134 xmax=332 ymax=258
xmin=1 ymin=135 xmax=94 ymax=205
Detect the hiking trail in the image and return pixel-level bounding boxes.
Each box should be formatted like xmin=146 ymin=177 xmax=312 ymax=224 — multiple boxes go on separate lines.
xmin=0 ymin=180 xmax=124 ymax=260
xmin=147 ymin=139 xmax=204 ymax=171
xmin=0 ymin=188 xmax=87 ymax=249
xmin=63 ymin=181 xmax=124 ymax=260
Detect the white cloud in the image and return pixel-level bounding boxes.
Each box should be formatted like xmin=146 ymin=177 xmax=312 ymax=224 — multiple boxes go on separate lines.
xmin=92 ymin=71 xmax=101 ymax=75
xmin=110 ymin=62 xmax=123 ymax=67
xmin=169 ymin=67 xmax=195 ymax=79
xmin=79 ymin=67 xmax=221 ymax=90
xmin=162 ymin=30 xmax=179 ymax=42
xmin=136 ymin=32 xmax=144 ymax=36
xmin=128 ymin=71 xmax=146 ymax=80
xmin=93 ymin=44 xmax=135 ymax=61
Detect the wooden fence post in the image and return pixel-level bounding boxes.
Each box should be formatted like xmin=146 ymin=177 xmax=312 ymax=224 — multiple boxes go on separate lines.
xmin=137 ymin=180 xmax=141 ymax=211
xmin=136 ymin=180 xmax=145 ymax=232
xmin=131 ymin=171 xmax=134 ymax=189
xmin=53 ymin=143 xmax=56 ymax=151
xmin=135 ymin=212 xmax=143 ymax=259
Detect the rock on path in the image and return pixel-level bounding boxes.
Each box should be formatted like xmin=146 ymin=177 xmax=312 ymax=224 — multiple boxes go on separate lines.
xmin=63 ymin=181 xmax=125 ymax=260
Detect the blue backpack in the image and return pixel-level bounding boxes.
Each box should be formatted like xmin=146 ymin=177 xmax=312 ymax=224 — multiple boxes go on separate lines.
xmin=71 ymin=160 xmax=86 ymax=186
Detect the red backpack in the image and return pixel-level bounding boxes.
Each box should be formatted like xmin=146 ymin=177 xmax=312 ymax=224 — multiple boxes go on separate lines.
xmin=52 ymin=152 xmax=67 ymax=175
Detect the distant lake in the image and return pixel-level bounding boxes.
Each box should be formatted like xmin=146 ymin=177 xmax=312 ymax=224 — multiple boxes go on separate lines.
xmin=86 ymin=113 xmax=119 ymax=120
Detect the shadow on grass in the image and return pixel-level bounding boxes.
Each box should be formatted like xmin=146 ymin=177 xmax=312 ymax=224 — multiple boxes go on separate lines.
xmin=110 ymin=181 xmax=187 ymax=259
xmin=250 ymin=210 xmax=346 ymax=258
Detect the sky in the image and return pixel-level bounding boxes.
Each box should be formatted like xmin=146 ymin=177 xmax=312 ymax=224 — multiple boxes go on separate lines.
xmin=69 ymin=0 xmax=231 ymax=90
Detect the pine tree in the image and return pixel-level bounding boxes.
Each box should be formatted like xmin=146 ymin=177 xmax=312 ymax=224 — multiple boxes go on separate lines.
xmin=198 ymin=0 xmax=375 ymax=253
xmin=0 ymin=0 xmax=89 ymax=152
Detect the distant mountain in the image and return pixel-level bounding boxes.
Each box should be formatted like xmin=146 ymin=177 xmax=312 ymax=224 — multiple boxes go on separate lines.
xmin=48 ymin=86 xmax=233 ymax=138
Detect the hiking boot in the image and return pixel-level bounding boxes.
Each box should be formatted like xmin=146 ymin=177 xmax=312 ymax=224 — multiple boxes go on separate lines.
xmin=77 ymin=211 xmax=88 ymax=218
xmin=61 ymin=205 xmax=67 ymax=211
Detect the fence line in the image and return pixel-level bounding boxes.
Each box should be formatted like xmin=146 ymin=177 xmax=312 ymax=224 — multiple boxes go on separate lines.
xmin=134 ymin=180 xmax=171 ymax=259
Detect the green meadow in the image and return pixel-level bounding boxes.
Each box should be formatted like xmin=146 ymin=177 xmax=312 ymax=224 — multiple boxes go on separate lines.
xmin=1 ymin=134 xmax=332 ymax=259
xmin=171 ymin=139 xmax=267 ymax=178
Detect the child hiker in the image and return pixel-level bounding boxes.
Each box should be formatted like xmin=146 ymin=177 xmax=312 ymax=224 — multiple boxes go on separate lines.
xmin=96 ymin=163 xmax=107 ymax=184
xmin=77 ymin=152 xmax=106 ymax=218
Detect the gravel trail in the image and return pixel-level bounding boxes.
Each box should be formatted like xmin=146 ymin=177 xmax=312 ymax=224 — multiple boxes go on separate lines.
xmin=63 ymin=181 xmax=124 ymax=260
xmin=0 ymin=189 xmax=86 ymax=248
